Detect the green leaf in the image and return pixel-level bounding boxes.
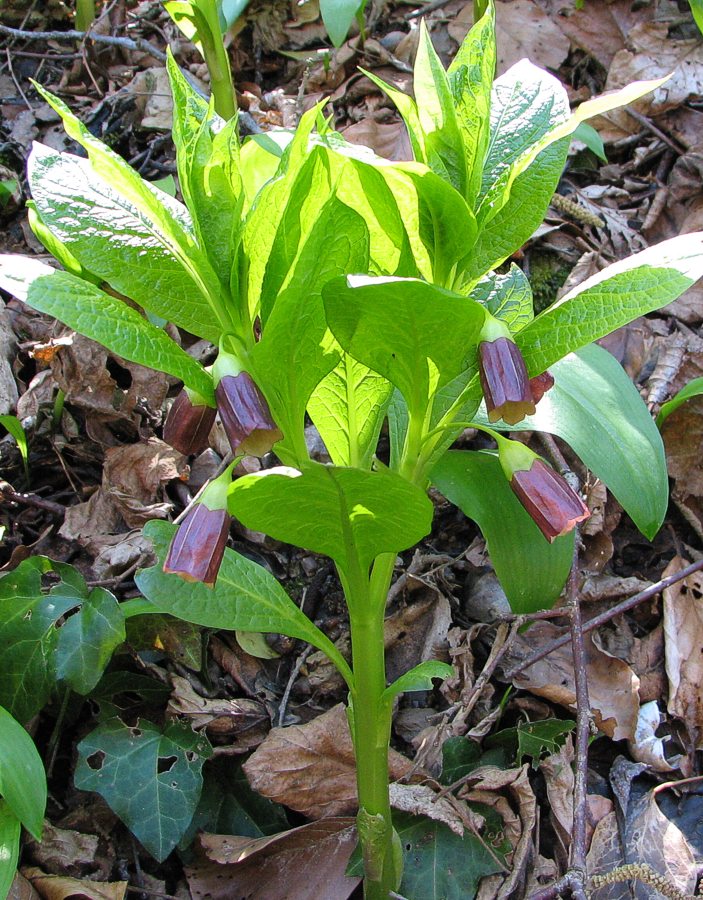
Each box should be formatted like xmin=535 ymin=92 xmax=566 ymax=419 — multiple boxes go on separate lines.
xmin=657 ymin=376 xmax=703 ymax=427
xmin=75 ymin=718 xmax=212 ymax=861
xmin=487 ymin=718 xmax=575 ymax=769
xmin=252 ymin=193 xmax=370 ymax=465
xmin=0 ymin=414 xmax=28 ymax=479
xmin=53 ymin=585 xmax=125 ymax=695
xmin=308 ymin=355 xmax=393 ymax=468
xmin=228 ymin=463 xmax=433 ymax=578
xmin=431 ymin=451 xmax=574 ymax=612
xmin=479 ymin=344 xmax=668 ymax=540
xmin=136 ymin=520 xmax=354 ymax=688
xmin=382 ymin=661 xmax=454 ymax=706
xmin=0 ymin=557 xmax=75 ymax=721
xmin=689 ymin=0 xmax=703 ymax=35
xmin=319 ymin=0 xmax=361 ymax=46
xmin=323 ymin=276 xmax=486 ymax=417
xmin=468 ymin=264 xmax=533 ymax=331
xmin=447 ymin=0 xmax=495 ymax=206
xmin=0 ymin=801 xmax=20 ymax=900
xmin=412 ymin=21 xmax=467 ymax=195
xmin=517 ymin=235 xmax=703 ymax=376
xmin=350 ymin=812 xmax=506 ymax=898
xmin=0 ymin=257 xmax=215 ymax=404
xmin=27 ymin=84 xmax=228 ymax=342
xmin=0 ymin=705 xmax=46 ymax=839
xmin=219 ymin=0 xmax=251 ymax=30
xmin=462 ymin=138 xmax=569 ymax=282
xmin=439 ymin=737 xmax=482 ymax=785
xmin=572 ymin=122 xmax=607 ymax=162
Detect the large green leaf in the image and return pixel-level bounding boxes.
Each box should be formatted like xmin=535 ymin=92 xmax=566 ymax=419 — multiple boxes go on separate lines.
xmin=476 ymin=344 xmax=668 ymax=540
xmin=167 ymin=53 xmax=243 ymax=294
xmin=308 ymin=354 xmax=393 ymax=468
xmin=431 ymin=450 xmax=574 ymax=612
xmin=252 ymin=194 xmax=370 ymax=465
xmin=0 ymin=257 xmax=214 ymax=404
xmin=136 ymin=521 xmax=353 ymax=686
xmin=75 ymin=718 xmax=212 ymax=861
xmin=0 ymin=706 xmax=46 ymax=839
xmin=319 ymin=0 xmax=360 ymax=46
xmin=27 ymin=145 xmax=226 ymax=343
xmin=468 ymin=264 xmax=533 ymax=331
xmin=322 ymin=275 xmax=486 ymax=416
xmin=517 ymin=234 xmax=703 ymax=375
xmin=228 ymin=463 xmax=433 ymax=578
xmin=447 ymin=0 xmax=495 ymax=207
xmin=0 ymin=801 xmax=20 ymax=899
xmin=412 ymin=21 xmax=467 ymax=195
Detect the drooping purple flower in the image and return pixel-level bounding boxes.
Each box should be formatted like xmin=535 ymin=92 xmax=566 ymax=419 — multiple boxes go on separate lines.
xmin=163 ymin=389 xmax=216 ymax=456
xmin=163 ymin=502 xmax=230 ymax=586
xmin=215 ymin=371 xmax=282 ymax=457
xmin=509 ymin=457 xmax=590 ymax=542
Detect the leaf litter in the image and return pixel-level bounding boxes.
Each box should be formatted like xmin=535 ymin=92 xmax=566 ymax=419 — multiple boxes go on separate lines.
xmin=2 ymin=0 xmax=703 ymax=897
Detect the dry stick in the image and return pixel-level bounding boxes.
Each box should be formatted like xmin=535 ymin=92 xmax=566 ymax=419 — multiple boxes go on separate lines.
xmin=503 ymin=556 xmax=703 ymax=682
xmin=0 ymin=484 xmax=65 ymax=518
xmin=0 ymin=23 xmax=167 ymax=62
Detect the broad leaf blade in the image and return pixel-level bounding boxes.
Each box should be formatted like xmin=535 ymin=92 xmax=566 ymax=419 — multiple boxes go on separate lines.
xmin=228 ymin=463 xmax=433 ymax=576
xmin=0 ymin=801 xmax=20 ymax=899
xmin=323 ymin=275 xmax=486 ymax=415
xmin=0 ymin=706 xmax=46 ymax=839
xmin=382 ymin=661 xmax=454 ymax=705
xmin=319 ymin=0 xmax=360 ymax=46
xmin=0 ymin=257 xmax=215 ymax=403
xmin=431 ymin=451 xmax=575 ymax=612
xmin=136 ymin=521 xmax=353 ymax=685
xmin=469 ymin=264 xmax=534 ymax=330
xmin=517 ymin=234 xmax=703 ymax=375
xmin=75 ymin=718 xmax=212 ymax=861
xmin=657 ymin=376 xmax=703 ymax=426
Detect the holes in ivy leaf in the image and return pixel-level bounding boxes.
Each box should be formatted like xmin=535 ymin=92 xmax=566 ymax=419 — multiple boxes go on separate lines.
xmin=86 ymin=750 xmax=105 ymax=771
xmin=157 ymin=755 xmax=178 ymax=774
xmin=185 ymin=751 xmax=196 ymax=763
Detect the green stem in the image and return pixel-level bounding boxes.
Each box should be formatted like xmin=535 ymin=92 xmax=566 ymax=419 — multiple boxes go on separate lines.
xmin=52 ymin=388 xmax=66 ymax=430
xmin=75 ymin=0 xmax=96 ymax=32
xmin=196 ymin=0 xmax=237 ymax=121
xmin=349 ymin=559 xmax=398 ymax=898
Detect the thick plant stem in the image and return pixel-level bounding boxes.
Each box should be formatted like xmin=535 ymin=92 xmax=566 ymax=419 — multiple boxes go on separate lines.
xmin=197 ymin=0 xmax=237 ymax=121
xmin=350 ymin=555 xmax=397 ymax=899
xmin=75 ymin=0 xmax=96 ymax=32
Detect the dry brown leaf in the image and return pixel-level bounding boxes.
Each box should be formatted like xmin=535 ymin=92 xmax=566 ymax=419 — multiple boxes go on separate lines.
xmin=388 ymin=782 xmax=477 ymax=836
xmin=593 ymin=23 xmax=703 ymax=141
xmin=24 ymin=824 xmax=100 ymax=879
xmin=505 ymin=622 xmax=640 ymax=741
xmin=341 ymin=119 xmax=411 ymax=160
xmin=186 ymin=818 xmax=360 ymax=900
xmin=663 ymin=556 xmax=703 ymax=750
xmin=448 ymin=0 xmax=569 ymax=74
xmin=548 ymin=0 xmax=653 ymax=69
xmin=22 ymin=867 xmax=127 ymax=900
xmin=7 ymin=874 xmax=42 ymax=900
xmin=0 ymin=301 xmax=18 ymax=414
xmin=662 ymin=397 xmax=703 ymax=502
xmin=167 ymin=674 xmax=269 ymax=747
xmin=243 ymin=704 xmax=413 ymax=817
xmin=627 ymin=700 xmax=676 ymax=772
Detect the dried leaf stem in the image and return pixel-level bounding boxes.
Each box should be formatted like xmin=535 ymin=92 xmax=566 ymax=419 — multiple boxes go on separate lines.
xmin=0 ymin=22 xmax=168 ymax=62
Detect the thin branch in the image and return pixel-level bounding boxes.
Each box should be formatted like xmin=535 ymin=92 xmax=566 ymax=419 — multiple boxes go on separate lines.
xmin=0 ymin=23 xmax=167 ymax=62
xmin=502 ymin=557 xmax=703 ymax=681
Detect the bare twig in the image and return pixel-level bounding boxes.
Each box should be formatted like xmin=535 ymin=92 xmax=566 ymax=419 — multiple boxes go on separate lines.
xmin=624 ymin=107 xmax=687 ymax=154
xmin=0 ymin=483 xmax=65 ymax=518
xmin=277 ymin=644 xmax=314 ymax=727
xmin=503 ymin=557 xmax=703 ymax=681
xmin=0 ymin=23 xmax=167 ymax=62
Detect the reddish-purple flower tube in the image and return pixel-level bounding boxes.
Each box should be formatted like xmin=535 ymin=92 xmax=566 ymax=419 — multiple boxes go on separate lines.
xmin=213 ymin=349 xmax=282 ymax=457
xmin=163 ymin=466 xmax=233 ymax=587
xmin=163 ymin=388 xmax=217 ymax=456
xmin=497 ymin=438 xmax=590 ymax=542
xmin=478 ymin=315 xmax=536 ymax=426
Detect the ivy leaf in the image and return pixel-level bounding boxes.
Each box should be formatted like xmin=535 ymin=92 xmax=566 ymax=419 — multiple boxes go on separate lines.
xmin=0 ymin=257 xmax=214 ymax=404
xmin=229 ymin=463 xmax=433 ymax=577
xmin=75 ymin=718 xmax=212 ymax=861
xmin=431 ymin=450 xmax=574 ymax=613
xmin=0 ymin=705 xmax=46 ymax=839
xmin=136 ymin=521 xmax=353 ymax=687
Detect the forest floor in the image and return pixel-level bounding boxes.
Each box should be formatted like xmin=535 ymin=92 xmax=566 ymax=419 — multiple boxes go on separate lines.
xmin=1 ymin=1 xmax=703 ymax=898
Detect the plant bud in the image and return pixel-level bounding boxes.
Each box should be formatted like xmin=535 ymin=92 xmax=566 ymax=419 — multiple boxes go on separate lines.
xmin=529 ymin=370 xmax=555 ymax=405
xmin=163 ymin=467 xmax=233 ymax=586
xmin=478 ymin=315 xmax=535 ymax=426
xmin=163 ymin=389 xmax=217 ymax=456
xmin=498 ymin=440 xmax=590 ymax=542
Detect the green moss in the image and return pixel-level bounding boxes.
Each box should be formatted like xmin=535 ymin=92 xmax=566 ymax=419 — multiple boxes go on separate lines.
xmin=529 ymin=251 xmax=572 ymax=314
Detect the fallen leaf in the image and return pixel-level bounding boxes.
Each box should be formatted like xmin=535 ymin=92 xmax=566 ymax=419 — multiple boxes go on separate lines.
xmin=388 ymin=782 xmax=474 ymax=836
xmin=22 ymin=867 xmax=127 ymax=900
xmin=0 ymin=302 xmax=18 ymax=414
xmin=550 ymin=0 xmax=653 ymax=69
xmin=504 ymin=621 xmax=640 ymax=741
xmin=663 ymin=556 xmax=703 ymax=751
xmin=448 ymin=0 xmax=569 ymax=74
xmin=627 ymin=700 xmax=676 ymax=772
xmin=243 ymin=704 xmax=414 ymax=817
xmin=186 ymin=818 xmax=360 ymax=900
xmin=341 ymin=119 xmax=412 ymax=160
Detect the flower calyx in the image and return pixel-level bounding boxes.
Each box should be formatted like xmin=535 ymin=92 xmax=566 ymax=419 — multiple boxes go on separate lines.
xmin=163 ymin=387 xmax=217 ymax=456
xmin=213 ymin=347 xmax=282 ymax=457
xmin=498 ymin=438 xmax=590 ymax=542
xmin=478 ymin=314 xmax=536 ymax=426
xmin=163 ymin=466 xmax=233 ymax=587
